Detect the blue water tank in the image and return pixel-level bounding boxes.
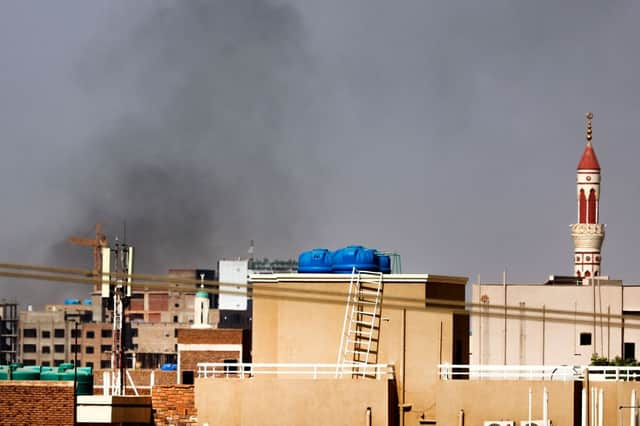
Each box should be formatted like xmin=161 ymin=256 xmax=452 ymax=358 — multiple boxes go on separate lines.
xmin=298 ymin=248 xmax=333 ymax=273
xmin=160 ymin=363 xmax=177 ymax=371
xmin=64 ymin=298 xmax=80 ymax=305
xmin=377 ymin=255 xmax=391 ymax=274
xmin=332 ymin=246 xmax=379 ymax=273
xmin=83 ymin=298 xmax=92 ymax=305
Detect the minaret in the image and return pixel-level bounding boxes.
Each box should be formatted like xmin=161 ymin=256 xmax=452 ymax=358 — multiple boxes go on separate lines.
xmin=571 ymin=112 xmax=605 ymax=279
xmin=192 ymin=274 xmax=212 ymax=329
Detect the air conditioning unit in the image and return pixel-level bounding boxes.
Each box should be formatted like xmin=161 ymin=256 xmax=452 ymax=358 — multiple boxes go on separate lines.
xmin=484 ymin=422 xmax=515 ymax=426
xmin=520 ymin=421 xmax=552 ymax=426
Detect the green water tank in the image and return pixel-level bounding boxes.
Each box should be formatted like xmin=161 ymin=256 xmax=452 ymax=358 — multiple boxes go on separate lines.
xmin=9 ymin=362 xmax=23 ymax=371
xmin=0 ymin=370 xmax=9 ymax=380
xmin=40 ymin=371 xmax=62 ymax=381
xmin=12 ymin=369 xmax=40 ymax=380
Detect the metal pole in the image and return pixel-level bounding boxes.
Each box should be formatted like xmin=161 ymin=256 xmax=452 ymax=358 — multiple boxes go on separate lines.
xmin=528 ymin=387 xmax=532 ymax=426
xmin=74 ymin=320 xmax=78 ymax=426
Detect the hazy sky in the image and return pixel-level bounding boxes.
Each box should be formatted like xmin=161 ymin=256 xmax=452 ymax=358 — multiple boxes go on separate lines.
xmin=1 ymin=1 xmax=640 ymax=305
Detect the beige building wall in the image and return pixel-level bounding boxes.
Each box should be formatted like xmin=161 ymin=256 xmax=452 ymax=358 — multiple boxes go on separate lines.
xmin=251 ymin=273 xmax=467 ymax=423
xmin=471 ymin=279 xmax=626 ymax=366
xmin=195 ymin=377 xmax=394 ymax=426
xmin=436 ymin=380 xmax=578 ymax=425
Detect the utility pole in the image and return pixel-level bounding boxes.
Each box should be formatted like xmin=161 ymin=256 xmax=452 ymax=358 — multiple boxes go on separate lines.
xmin=102 ymin=239 xmax=134 ymax=396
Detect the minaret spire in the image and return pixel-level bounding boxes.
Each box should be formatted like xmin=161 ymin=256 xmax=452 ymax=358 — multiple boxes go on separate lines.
xmin=571 ymin=112 xmax=605 ymax=280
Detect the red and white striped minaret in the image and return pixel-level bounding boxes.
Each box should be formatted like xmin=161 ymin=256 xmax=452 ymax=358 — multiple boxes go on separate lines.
xmin=571 ymin=112 xmax=605 ymax=278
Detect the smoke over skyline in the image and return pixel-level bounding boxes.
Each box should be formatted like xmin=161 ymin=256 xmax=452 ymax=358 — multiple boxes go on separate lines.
xmin=2 ymin=1 xmax=640 ymax=306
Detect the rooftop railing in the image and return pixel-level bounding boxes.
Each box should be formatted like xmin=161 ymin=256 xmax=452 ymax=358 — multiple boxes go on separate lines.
xmin=197 ymin=362 xmax=395 ymax=380
xmin=438 ymin=364 xmax=640 ymax=381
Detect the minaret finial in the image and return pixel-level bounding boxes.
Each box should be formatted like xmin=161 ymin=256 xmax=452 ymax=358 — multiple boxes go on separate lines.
xmin=586 ymin=112 xmax=593 ymax=143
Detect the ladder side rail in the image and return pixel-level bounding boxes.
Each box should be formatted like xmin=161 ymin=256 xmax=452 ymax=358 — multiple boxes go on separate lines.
xmin=362 ymin=271 xmax=383 ymax=376
xmin=336 ymin=267 xmax=358 ymax=377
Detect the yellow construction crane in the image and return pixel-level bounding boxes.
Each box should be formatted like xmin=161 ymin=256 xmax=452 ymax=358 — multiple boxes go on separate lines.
xmin=68 ymin=224 xmax=109 ymax=290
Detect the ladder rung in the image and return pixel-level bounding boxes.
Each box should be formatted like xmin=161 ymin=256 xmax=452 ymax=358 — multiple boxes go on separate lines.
xmin=348 ymin=329 xmax=373 ymax=336
xmin=354 ymin=310 xmax=377 ymax=316
xmin=358 ymin=289 xmax=379 ymax=295
xmin=353 ymin=320 xmax=375 ymax=327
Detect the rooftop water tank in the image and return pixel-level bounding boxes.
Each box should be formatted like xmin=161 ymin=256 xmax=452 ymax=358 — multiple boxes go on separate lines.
xmin=377 ymin=255 xmax=391 ymax=274
xmin=332 ymin=246 xmax=378 ymax=273
xmin=64 ymin=298 xmax=80 ymax=305
xmin=83 ymin=298 xmax=92 ymax=305
xmin=298 ymin=248 xmax=333 ymax=273
xmin=160 ymin=363 xmax=177 ymax=371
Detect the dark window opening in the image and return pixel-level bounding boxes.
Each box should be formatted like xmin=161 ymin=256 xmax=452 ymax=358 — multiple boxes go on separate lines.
xmin=85 ymin=362 xmax=93 ymax=368
xmin=101 ymin=329 xmax=112 ymax=338
xmin=54 ymin=329 xmax=65 ymax=338
xmin=41 ymin=361 xmax=50 ymax=367
xmin=42 ymin=330 xmax=50 ymax=338
xmin=54 ymin=344 xmax=65 ymax=353
xmin=86 ymin=331 xmax=95 ymax=339
xmin=23 ymin=328 xmax=37 ymax=338
xmin=101 ymin=345 xmax=112 ymax=353
xmin=42 ymin=346 xmax=50 ymax=354
xmin=580 ymin=333 xmax=592 ymax=346
xmin=71 ymin=344 xmax=80 ymax=353
xmin=100 ymin=360 xmax=111 ymax=369
xmin=23 ymin=359 xmax=36 ymax=366
xmin=22 ymin=344 xmax=36 ymax=353
xmin=85 ymin=346 xmax=94 ymax=354
xmin=71 ymin=329 xmax=81 ymax=338
xmin=182 ymin=370 xmax=194 ymax=385
xmin=173 ymin=315 xmax=179 ymax=323
xmin=54 ymin=359 xmax=65 ymax=366
xmin=625 ymin=342 xmax=636 ymax=361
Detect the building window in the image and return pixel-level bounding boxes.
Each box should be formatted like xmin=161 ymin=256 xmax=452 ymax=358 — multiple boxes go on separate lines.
xmin=54 ymin=359 xmax=65 ymax=367
xmin=23 ymin=328 xmax=37 ymax=338
xmin=101 ymin=345 xmax=112 ymax=353
xmin=85 ymin=362 xmax=93 ymax=368
xmin=71 ymin=329 xmax=81 ymax=338
xmin=173 ymin=315 xmax=178 ymax=323
xmin=85 ymin=346 xmax=94 ymax=354
xmin=22 ymin=344 xmax=36 ymax=353
xmin=174 ymin=329 xmax=179 ymax=338
xmin=625 ymin=342 xmax=636 ymax=361
xmin=86 ymin=331 xmax=95 ymax=339
xmin=100 ymin=360 xmax=111 ymax=369
xmin=580 ymin=333 xmax=592 ymax=346
xmin=42 ymin=361 xmax=50 ymax=367
xmin=101 ymin=329 xmax=112 ymax=338
xmin=54 ymin=329 xmax=65 ymax=338
xmin=23 ymin=359 xmax=36 ymax=366
xmin=71 ymin=344 xmax=81 ymax=353
xmin=42 ymin=330 xmax=50 ymax=338
xmin=54 ymin=344 xmax=65 ymax=353
xmin=131 ymin=328 xmax=138 ymax=337
xmin=174 ymin=303 xmax=180 ymax=308
xmin=42 ymin=346 xmax=51 ymax=354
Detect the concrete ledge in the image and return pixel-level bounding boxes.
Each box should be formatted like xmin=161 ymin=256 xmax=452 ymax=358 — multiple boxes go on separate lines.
xmin=77 ymin=395 xmax=152 ymax=424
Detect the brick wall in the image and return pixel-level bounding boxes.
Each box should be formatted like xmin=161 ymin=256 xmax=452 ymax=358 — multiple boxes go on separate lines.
xmin=152 ymin=385 xmax=196 ymax=426
xmin=177 ymin=328 xmax=243 ymax=344
xmin=0 ymin=381 xmax=73 ymax=426
xmin=180 ymin=350 xmax=240 ymax=372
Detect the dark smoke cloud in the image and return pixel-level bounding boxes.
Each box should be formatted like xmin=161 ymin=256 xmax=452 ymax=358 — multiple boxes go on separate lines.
xmin=41 ymin=0 xmax=311 ymax=302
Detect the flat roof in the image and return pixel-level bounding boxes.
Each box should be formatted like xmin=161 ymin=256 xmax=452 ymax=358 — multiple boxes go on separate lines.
xmin=249 ymin=273 xmax=468 ymax=285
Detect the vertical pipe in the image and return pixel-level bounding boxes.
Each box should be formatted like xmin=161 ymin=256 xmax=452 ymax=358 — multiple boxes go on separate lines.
xmin=528 ymin=387 xmax=532 ymax=426
xmin=607 ymin=306 xmax=611 ymax=360
xmin=399 ymin=309 xmax=406 ymax=426
xmin=631 ymin=389 xmax=636 ymax=426
xmin=503 ymin=269 xmax=507 ymax=365
xmin=365 ymin=407 xmax=371 ymax=426
xmin=543 ymin=386 xmax=548 ymax=424
xmin=542 ymin=305 xmax=546 ymax=365
xmin=581 ymin=388 xmax=587 ymax=426
xmin=598 ymin=388 xmax=603 ymax=426
xmin=458 ymin=409 xmax=464 ymax=426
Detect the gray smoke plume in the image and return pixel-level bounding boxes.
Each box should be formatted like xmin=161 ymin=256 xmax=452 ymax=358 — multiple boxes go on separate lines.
xmin=37 ymin=1 xmax=313 ymax=304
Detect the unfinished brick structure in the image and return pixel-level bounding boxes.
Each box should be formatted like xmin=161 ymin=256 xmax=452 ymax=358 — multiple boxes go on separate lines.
xmin=152 ymin=385 xmax=196 ymax=426
xmin=0 ymin=381 xmax=74 ymax=425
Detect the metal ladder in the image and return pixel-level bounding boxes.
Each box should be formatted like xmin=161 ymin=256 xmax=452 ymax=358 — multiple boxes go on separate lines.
xmin=336 ymin=268 xmax=384 ymax=378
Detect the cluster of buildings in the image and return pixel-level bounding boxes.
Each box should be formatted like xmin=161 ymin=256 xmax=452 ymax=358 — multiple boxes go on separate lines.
xmin=4 ymin=114 xmax=640 ymax=425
